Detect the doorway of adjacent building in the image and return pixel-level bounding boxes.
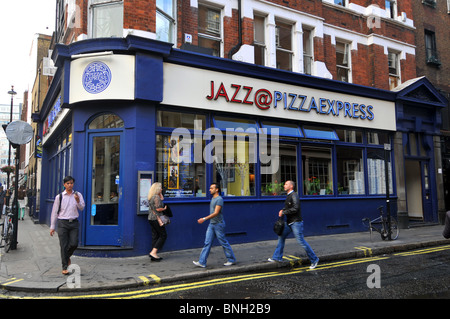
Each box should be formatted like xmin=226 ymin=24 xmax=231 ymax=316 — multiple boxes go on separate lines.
xmin=405 ymin=160 xmax=432 ymax=221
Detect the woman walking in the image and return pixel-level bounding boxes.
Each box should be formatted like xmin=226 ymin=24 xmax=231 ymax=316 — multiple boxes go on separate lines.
xmin=147 ymin=182 xmax=167 ymax=261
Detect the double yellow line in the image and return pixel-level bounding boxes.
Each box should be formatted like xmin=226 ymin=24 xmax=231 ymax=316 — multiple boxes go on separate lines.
xmin=394 ymin=244 xmax=450 ymax=257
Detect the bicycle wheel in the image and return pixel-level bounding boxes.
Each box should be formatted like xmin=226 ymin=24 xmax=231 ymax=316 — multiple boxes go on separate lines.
xmin=4 ymin=223 xmax=13 ymax=253
xmin=380 ymin=218 xmax=399 ymax=240
xmin=389 ymin=217 xmax=399 ymax=240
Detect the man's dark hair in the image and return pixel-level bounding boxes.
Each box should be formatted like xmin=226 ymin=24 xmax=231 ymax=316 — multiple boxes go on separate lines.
xmin=211 ymin=182 xmax=221 ymax=193
xmin=63 ymin=176 xmax=75 ymax=183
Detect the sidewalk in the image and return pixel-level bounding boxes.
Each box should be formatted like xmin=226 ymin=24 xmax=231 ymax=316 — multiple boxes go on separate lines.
xmin=0 ymin=214 xmax=448 ymax=293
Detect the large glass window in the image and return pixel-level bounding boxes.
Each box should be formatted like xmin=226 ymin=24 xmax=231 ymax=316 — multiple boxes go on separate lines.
xmin=302 ymin=146 xmax=333 ymax=195
xmin=337 ymin=147 xmax=364 ymax=195
xmin=156 ymin=111 xmax=207 ymax=198
xmin=261 ymin=144 xmax=297 ymax=196
xmin=90 ymin=0 xmax=123 ymax=38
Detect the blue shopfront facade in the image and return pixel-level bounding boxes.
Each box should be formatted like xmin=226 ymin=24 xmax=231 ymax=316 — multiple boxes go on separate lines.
xmin=36 ymin=36 xmax=446 ymax=257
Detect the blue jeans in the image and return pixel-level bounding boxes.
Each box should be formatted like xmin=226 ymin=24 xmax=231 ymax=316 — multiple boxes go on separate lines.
xmin=272 ymin=221 xmax=318 ymax=263
xmin=198 ymin=221 xmax=236 ymax=266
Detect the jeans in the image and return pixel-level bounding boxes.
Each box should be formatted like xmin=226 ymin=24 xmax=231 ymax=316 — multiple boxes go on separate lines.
xmin=198 ymin=221 xmax=236 ymax=266
xmin=272 ymin=221 xmax=318 ymax=263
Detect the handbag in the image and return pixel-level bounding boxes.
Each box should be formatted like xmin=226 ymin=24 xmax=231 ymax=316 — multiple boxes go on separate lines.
xmin=273 ymin=217 xmax=285 ymax=236
xmin=157 ymin=214 xmax=171 ymax=227
xmin=163 ymin=204 xmax=173 ymax=217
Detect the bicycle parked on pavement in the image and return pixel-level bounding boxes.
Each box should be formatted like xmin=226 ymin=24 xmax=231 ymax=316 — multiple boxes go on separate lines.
xmin=362 ymin=205 xmax=399 ymax=241
xmin=0 ymin=207 xmax=14 ymax=253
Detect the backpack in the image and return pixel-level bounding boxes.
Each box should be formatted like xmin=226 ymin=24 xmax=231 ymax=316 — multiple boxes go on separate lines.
xmin=57 ymin=191 xmax=78 ymax=214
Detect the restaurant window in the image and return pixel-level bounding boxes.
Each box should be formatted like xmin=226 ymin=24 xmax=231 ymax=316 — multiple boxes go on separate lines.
xmin=261 ymin=144 xmax=297 ymax=196
xmin=337 ymin=147 xmax=364 ymax=195
xmin=254 ymin=15 xmax=266 ymax=66
xmin=303 ymin=28 xmax=313 ymax=75
xmin=336 ymin=129 xmax=362 ymax=143
xmin=89 ymin=113 xmax=124 ymax=129
xmin=275 ymin=20 xmax=293 ymax=71
xmin=367 ymin=149 xmax=393 ymax=195
xmin=156 ymin=111 xmax=207 ymax=198
xmin=156 ymin=0 xmax=176 ymax=43
xmin=198 ymin=5 xmax=222 ymax=57
xmin=302 ymin=146 xmax=333 ymax=195
xmin=336 ymin=41 xmax=351 ymax=82
xmin=90 ymin=0 xmax=124 ymax=38
xmin=367 ymin=131 xmax=389 ymax=145
xmin=388 ymin=51 xmax=400 ymax=90
xmin=212 ymin=117 xmax=257 ymax=197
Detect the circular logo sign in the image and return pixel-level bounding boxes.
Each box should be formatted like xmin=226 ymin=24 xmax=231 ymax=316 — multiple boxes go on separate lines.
xmin=82 ymin=61 xmax=112 ymax=94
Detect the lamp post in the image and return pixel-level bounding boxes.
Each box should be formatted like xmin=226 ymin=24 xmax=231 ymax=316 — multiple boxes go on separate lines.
xmin=6 ymin=86 xmax=16 ymax=209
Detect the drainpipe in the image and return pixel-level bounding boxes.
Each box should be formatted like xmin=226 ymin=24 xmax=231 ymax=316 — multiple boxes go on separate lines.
xmin=228 ymin=0 xmax=242 ymax=59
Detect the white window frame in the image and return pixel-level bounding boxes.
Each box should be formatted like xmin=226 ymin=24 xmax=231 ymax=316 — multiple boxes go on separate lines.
xmin=198 ymin=4 xmax=223 ymax=57
xmin=156 ymin=0 xmax=177 ymax=43
xmin=88 ymin=0 xmax=124 ymax=39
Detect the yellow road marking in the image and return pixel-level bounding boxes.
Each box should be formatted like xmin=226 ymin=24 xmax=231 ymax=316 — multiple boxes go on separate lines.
xmin=1 ymin=278 xmax=24 ymax=286
xmin=355 ymin=246 xmax=373 ymax=257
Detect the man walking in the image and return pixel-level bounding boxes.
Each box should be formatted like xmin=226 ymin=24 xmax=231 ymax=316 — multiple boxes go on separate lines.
xmin=50 ymin=176 xmax=85 ymax=275
xmin=269 ymin=180 xmax=319 ymax=269
xmin=193 ymin=183 xmax=236 ymax=268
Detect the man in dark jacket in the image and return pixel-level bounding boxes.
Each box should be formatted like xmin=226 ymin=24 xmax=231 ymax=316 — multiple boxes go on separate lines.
xmin=443 ymin=211 xmax=450 ymax=239
xmin=268 ymin=180 xmax=319 ymax=269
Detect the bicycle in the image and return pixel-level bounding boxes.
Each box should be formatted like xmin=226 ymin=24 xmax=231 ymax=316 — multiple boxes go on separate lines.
xmin=0 ymin=207 xmax=14 ymax=253
xmin=362 ymin=205 xmax=399 ymax=241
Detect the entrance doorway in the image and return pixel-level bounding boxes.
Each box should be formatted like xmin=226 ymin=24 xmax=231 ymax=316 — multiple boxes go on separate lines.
xmin=405 ymin=160 xmax=432 ymax=221
xmin=85 ymin=114 xmax=124 ymax=246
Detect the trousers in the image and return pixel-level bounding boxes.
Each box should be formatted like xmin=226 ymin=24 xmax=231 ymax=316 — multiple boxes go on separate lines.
xmin=57 ymin=219 xmax=79 ymax=270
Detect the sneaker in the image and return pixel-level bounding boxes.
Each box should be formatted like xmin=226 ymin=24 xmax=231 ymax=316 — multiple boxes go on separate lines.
xmin=223 ymin=261 xmax=235 ymax=266
xmin=193 ymin=261 xmax=206 ymax=268
xmin=309 ymin=259 xmax=319 ymax=269
xmin=267 ymin=258 xmax=277 ymax=262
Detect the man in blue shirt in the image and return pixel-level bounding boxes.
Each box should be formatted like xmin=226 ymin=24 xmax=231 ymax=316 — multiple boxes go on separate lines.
xmin=193 ymin=183 xmax=236 ymax=268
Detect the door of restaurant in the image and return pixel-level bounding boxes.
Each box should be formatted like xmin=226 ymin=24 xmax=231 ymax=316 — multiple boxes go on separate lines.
xmin=85 ymin=133 xmax=123 ymax=245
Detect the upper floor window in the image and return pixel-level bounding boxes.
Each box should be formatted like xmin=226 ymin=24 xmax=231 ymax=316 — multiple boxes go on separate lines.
xmin=336 ymin=41 xmax=351 ymax=82
xmin=276 ymin=20 xmax=293 ymax=72
xmin=303 ymin=28 xmax=313 ymax=75
xmin=156 ymin=0 xmax=176 ymax=43
xmin=385 ymin=0 xmax=397 ymax=19
xmin=90 ymin=0 xmax=124 ymax=38
xmin=388 ymin=51 xmax=400 ymax=90
xmin=254 ymin=15 xmax=266 ymax=66
xmin=334 ymin=0 xmax=347 ymax=6
xmin=425 ymin=30 xmax=441 ymax=66
xmin=198 ymin=5 xmax=222 ymax=56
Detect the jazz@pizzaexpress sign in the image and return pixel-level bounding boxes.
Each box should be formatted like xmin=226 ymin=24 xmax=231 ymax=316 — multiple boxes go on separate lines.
xmin=206 ymin=80 xmax=375 ymax=121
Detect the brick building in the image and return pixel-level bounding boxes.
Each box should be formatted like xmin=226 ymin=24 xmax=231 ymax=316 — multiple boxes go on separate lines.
xmin=56 ymin=0 xmax=418 ymax=90
xmin=32 ymin=0 xmax=446 ymax=256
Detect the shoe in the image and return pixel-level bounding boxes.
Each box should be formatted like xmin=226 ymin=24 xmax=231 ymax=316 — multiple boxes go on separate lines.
xmin=62 ymin=269 xmax=69 ymax=275
xmin=193 ymin=261 xmax=206 ymax=268
xmin=149 ymin=254 xmax=162 ymax=261
xmin=310 ymin=259 xmax=319 ymax=269
xmin=267 ymin=258 xmax=279 ymax=262
xmin=223 ymin=261 xmax=235 ymax=266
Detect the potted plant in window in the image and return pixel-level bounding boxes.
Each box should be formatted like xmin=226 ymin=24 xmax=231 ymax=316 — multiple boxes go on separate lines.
xmin=304 ymin=176 xmax=320 ymax=195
